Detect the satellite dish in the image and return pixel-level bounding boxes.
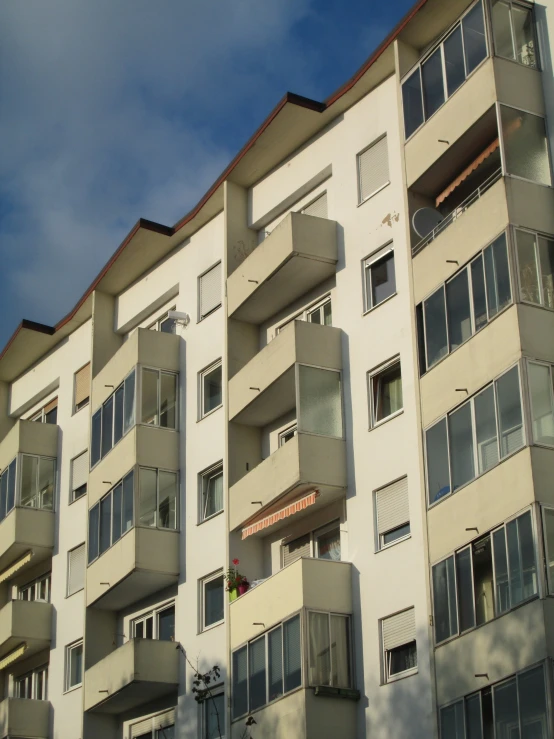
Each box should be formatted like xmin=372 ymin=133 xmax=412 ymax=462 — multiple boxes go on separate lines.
xmin=412 ymin=207 xmax=443 ymax=238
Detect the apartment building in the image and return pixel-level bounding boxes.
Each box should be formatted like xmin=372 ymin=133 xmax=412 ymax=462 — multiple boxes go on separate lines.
xmin=0 ymin=0 xmax=553 ymax=738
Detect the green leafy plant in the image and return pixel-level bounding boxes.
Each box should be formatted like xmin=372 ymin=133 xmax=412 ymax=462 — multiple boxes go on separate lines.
xmin=226 ymin=558 xmax=249 ymax=591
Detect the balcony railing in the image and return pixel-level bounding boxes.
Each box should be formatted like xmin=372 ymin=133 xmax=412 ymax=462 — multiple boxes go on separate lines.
xmin=412 ymin=168 xmax=502 ymax=256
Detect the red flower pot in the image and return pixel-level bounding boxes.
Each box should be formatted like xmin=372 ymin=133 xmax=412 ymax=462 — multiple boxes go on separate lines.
xmin=237 ymin=582 xmax=250 ymax=596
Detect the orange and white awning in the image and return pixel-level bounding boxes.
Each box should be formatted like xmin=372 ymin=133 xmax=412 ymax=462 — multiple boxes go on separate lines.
xmin=241 ymin=491 xmax=319 ymax=540
xmin=436 ymin=138 xmax=500 ymax=206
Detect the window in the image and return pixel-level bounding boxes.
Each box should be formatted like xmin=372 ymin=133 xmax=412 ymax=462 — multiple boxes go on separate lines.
xmin=203 ymin=691 xmax=225 ymax=739
xmin=363 ymin=246 xmax=396 ymax=312
xmin=29 ymin=397 xmax=58 ymax=425
xmin=439 ymin=664 xmax=549 ymax=739
xmin=298 ymin=365 xmax=343 ymax=438
xmin=278 ymin=424 xmax=297 ymax=446
xmin=148 ymin=307 xmax=176 ymax=334
xmin=129 ymin=710 xmax=176 ymax=738
xmin=201 ymin=571 xmax=224 ymax=630
xmin=67 ymin=544 xmax=85 ymax=596
xmin=199 ymin=262 xmax=222 ymax=320
xmin=65 ymin=640 xmax=83 ymax=691
xmin=491 ymin=0 xmax=537 ymax=67
xmin=432 ymin=510 xmax=537 ymax=644
xmin=16 ymin=664 xmax=48 ymax=700
xmin=232 ymin=614 xmax=301 ymax=718
xmin=542 ymin=506 xmax=554 ymax=594
xmin=417 ymin=233 xmax=511 ymax=372
xmin=300 ymin=192 xmax=328 ymax=218
xmin=276 ymin=297 xmax=332 ymax=334
xmin=374 ymin=477 xmax=410 ymax=550
xmin=74 ymin=363 xmax=91 ymax=413
xmin=132 ymin=603 xmax=175 ymax=641
xmin=141 ymin=367 xmax=178 ymax=429
xmin=19 ymin=572 xmax=51 ymax=602
xmin=500 ymin=105 xmax=552 ymax=186
xmin=20 ymin=454 xmax=55 ymax=510
xmin=528 ymin=361 xmax=554 ymax=445
xmin=88 ymin=470 xmax=134 ymax=564
xmin=200 ymin=361 xmax=222 ymax=418
xmin=71 ymin=450 xmax=88 ymax=501
xmin=139 ymin=467 xmax=178 ymax=530
xmin=381 ymin=608 xmax=417 ymax=682
xmin=426 ymin=365 xmax=523 ymax=505
xmin=368 ymin=359 xmax=403 ymax=427
xmin=0 ymin=458 xmax=16 ymax=521
xmin=91 ymin=369 xmax=135 ymax=468
xmin=199 ymin=463 xmax=223 ymax=522
xmin=516 ymin=228 xmax=554 ymax=310
xmin=357 ymin=135 xmax=389 ymax=203
xmin=281 ymin=520 xmax=341 ymax=567
xmin=308 ymin=611 xmax=351 ymax=689
xmin=401 ymin=1 xmax=487 ymax=138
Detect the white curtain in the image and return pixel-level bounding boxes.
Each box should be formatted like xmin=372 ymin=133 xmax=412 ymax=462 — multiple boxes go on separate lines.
xmin=331 ymin=615 xmax=350 ymax=688
xmin=309 ymin=612 xmax=330 ymax=686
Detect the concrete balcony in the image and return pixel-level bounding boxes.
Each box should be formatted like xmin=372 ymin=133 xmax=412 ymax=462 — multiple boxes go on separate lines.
xmin=0 ymin=600 xmax=52 ymax=668
xmin=230 ymin=557 xmax=352 ymax=649
xmin=0 ymin=419 xmax=58 ymax=472
xmin=227 ymin=212 xmax=338 ymax=324
xmin=0 ymin=697 xmax=50 ymax=738
xmin=84 ymin=638 xmax=179 ymax=714
xmin=229 ymin=321 xmax=342 ymax=427
xmin=86 ymin=527 xmax=179 ymax=610
xmin=0 ymin=508 xmax=55 ymax=581
xmin=229 ymin=433 xmax=347 ymax=533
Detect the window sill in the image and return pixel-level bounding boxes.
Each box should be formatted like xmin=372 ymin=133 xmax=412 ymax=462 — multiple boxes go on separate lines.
xmin=197 ymin=304 xmax=222 ymax=323
xmin=198 ymin=509 xmax=224 ymax=526
xmin=357 ymin=181 xmax=390 ymax=208
xmin=198 ymin=619 xmax=224 ymax=636
xmin=363 ymin=292 xmax=397 ymax=317
xmin=69 ymin=493 xmax=87 ymax=506
xmin=369 ymin=409 xmax=404 ymax=432
xmin=375 ymin=533 xmax=411 ymax=554
xmin=63 ymin=684 xmax=82 ymax=695
xmin=65 ymin=587 xmax=85 ymax=600
xmin=383 ymin=668 xmax=418 ymax=685
xmin=198 ymin=404 xmax=223 ymax=423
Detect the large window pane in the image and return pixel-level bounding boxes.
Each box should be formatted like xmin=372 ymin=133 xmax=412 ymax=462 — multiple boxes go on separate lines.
xmin=284 ymin=615 xmax=301 ymax=692
xmin=206 ymin=693 xmax=224 ymax=739
xmin=299 ymin=366 xmax=343 ymax=437
xmin=440 ymin=701 xmax=465 ymax=739
xmin=496 ymin=366 xmax=523 ymax=457
xmin=402 ymin=68 xmax=424 ymax=138
xmin=142 ymin=369 xmax=159 ymax=425
xmin=0 ymin=470 xmax=7 ymax=520
xmin=501 ymin=106 xmax=552 ymax=186
xmin=249 ymin=637 xmax=267 ymax=711
xmin=112 ymin=483 xmax=122 ymax=544
xmin=422 ymin=47 xmax=445 ymax=118
xmin=492 ymin=0 xmax=515 ymax=60
xmin=466 ymin=694 xmax=483 ymax=739
xmin=484 ymin=234 xmax=511 ymax=318
xmin=519 ymin=666 xmax=548 ymax=739
xmin=426 ymin=418 xmax=451 ymax=504
xmin=473 ymin=535 xmax=494 ymax=626
xmin=139 ymin=468 xmax=157 ymax=527
xmin=268 ymin=627 xmax=283 ymax=702
xmin=463 ymin=0 xmax=487 ymax=73
xmin=7 ymin=460 xmax=15 ymax=513
xmin=544 ymin=508 xmax=554 ymax=593
xmin=158 ymin=471 xmax=177 ymax=529
xmin=493 ymin=678 xmax=520 ymax=739
xmin=475 ymin=385 xmax=499 ymax=473
xmin=158 ymin=606 xmax=175 ymax=642
xmin=91 ymin=410 xmax=101 ymax=467
xmin=447 ymin=270 xmax=472 ymax=350
xmin=444 ymin=26 xmax=466 ymax=96
xmin=20 ymin=455 xmax=38 ymax=507
xmin=113 ymin=385 xmax=124 ymax=445
xmin=232 ymin=647 xmax=248 ymax=718
xmin=528 ymin=363 xmax=554 ymax=445
xmin=160 ymin=373 xmax=177 ymax=429
xmin=38 ymin=457 xmax=55 ymax=510
xmin=99 ymin=493 xmax=111 ymax=555
xmin=492 ymin=527 xmax=510 ymax=614
xmin=433 ymin=556 xmax=458 ymax=642
xmin=101 ymin=396 xmax=113 ymax=458
xmin=204 ymin=575 xmax=224 ymax=627
xmin=538 ymin=236 xmax=554 ymax=310
xmin=123 ymin=370 xmax=135 ymax=434
xmin=88 ymin=504 xmax=99 ymax=563
xmin=372 ymin=363 xmax=402 ymax=423
xmin=512 ymin=4 xmax=537 ymax=67
xmin=508 ymin=512 xmax=537 ymax=605
xmin=368 ymin=252 xmax=396 ymax=308
xmin=203 ymin=364 xmax=222 ymax=416
xmin=330 ymin=615 xmax=350 ymax=688
xmin=456 ymin=547 xmax=475 ymax=632
xmin=449 ymin=403 xmax=475 ymax=491
xmin=424 ymin=287 xmax=448 ymax=369
xmin=517 ymin=230 xmax=540 ymax=304
xmin=309 ymin=612 xmax=330 ymax=685
xmin=471 ymin=255 xmax=488 ymax=332
xmin=203 ymin=468 xmax=223 ymax=520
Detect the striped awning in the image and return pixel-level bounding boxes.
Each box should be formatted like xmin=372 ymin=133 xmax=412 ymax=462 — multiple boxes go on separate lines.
xmin=241 ymin=491 xmax=319 ymax=540
xmin=0 ymin=644 xmax=27 ymax=670
xmin=436 ymin=138 xmax=499 ymax=206
xmin=0 ymin=551 xmax=33 ymax=584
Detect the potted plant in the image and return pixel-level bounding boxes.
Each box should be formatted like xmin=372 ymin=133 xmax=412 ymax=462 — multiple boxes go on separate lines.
xmin=226 ymin=559 xmax=249 ymax=601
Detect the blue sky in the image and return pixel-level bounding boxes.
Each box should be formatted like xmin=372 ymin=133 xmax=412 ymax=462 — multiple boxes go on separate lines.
xmin=0 ymin=0 xmax=414 ymax=348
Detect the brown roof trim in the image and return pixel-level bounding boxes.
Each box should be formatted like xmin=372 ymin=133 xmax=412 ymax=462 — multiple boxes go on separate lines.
xmin=1 ymin=0 xmax=430 ymax=368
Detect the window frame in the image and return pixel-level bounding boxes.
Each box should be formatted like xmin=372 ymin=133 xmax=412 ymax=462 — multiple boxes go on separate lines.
xmin=64 ymin=640 xmax=83 ymax=692
xmin=541 ymin=504 xmax=554 ymax=595
xmin=90 ymin=367 xmax=136 ymax=469
xmin=281 ymin=519 xmax=342 ymax=567
xmin=362 ymin=243 xmax=396 ymax=314
xmin=200 ymin=570 xmax=225 ymax=632
xmin=401 ymin=0 xmax=490 ymax=140
xmin=139 ymin=365 xmax=179 ymax=431
xmin=278 ymin=424 xmax=298 ymax=447
xmin=87 ymin=468 xmax=135 ymax=565
xmin=67 ymin=543 xmax=85 ymax=597
xmin=526 ymin=358 xmax=554 ymax=448
xmin=147 ymin=305 xmax=177 ymax=334
xmin=374 ymin=476 xmax=411 ymax=552
xmin=356 ymin=133 xmax=390 ymax=205
xmin=201 ymin=689 xmax=225 ymax=739
xmin=431 ymin=507 xmax=539 ymax=645
xmin=26 ymin=396 xmax=58 ymax=424
xmin=198 ymin=462 xmax=224 ymax=524
xmin=70 ymin=449 xmax=88 ymax=503
xmin=138 ymin=466 xmax=179 ymax=531
xmin=306 ymin=609 xmax=353 ymax=689
xmin=19 ymin=571 xmax=51 ymax=603
xmin=199 ymin=360 xmax=223 ymax=420
xmin=380 ymin=608 xmax=418 ymax=684
xmin=275 ymin=295 xmax=332 ymax=336
xmin=496 ymin=102 xmax=553 ymax=187
xmin=491 ymin=0 xmax=538 ymax=69
xmin=367 ymin=357 xmax=403 ymax=429
xmin=198 ymin=261 xmax=223 ymax=321
xmin=514 ymin=226 xmax=554 ymax=310
xmin=425 ymin=362 xmax=525 ymax=508
xmin=15 ymin=663 xmax=49 ymax=700
xmin=73 ymin=362 xmax=91 ymax=414
xmin=131 ymin=600 xmax=176 ymax=641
